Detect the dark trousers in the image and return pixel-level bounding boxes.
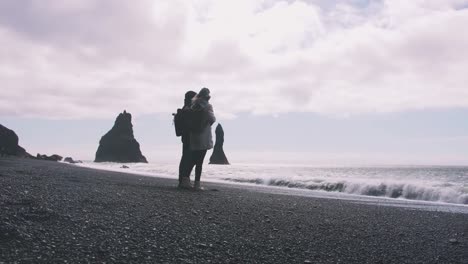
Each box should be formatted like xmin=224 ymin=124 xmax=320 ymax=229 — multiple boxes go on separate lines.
xmin=187 ymin=150 xmax=207 ymax=182
xmin=179 ymin=136 xmax=208 ymax=182
xmin=179 ymin=139 xmax=191 ymax=183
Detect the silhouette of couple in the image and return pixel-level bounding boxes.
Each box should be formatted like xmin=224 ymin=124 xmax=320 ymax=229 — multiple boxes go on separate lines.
xmin=177 ymin=88 xmax=216 ymax=190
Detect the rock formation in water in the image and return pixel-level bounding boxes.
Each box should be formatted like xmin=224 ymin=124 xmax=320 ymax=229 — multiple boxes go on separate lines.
xmin=95 ymin=110 xmax=148 ymax=163
xmin=0 ymin=124 xmax=31 ymax=158
xmin=209 ymin=124 xmax=230 ymax=165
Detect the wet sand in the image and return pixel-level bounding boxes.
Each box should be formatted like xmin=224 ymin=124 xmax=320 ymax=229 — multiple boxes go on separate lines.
xmin=1 ymin=158 xmax=467 ymax=263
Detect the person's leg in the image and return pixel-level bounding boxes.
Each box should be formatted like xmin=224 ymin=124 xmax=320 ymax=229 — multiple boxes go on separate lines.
xmin=178 ymin=144 xmax=186 ymax=182
xmin=179 ymin=137 xmax=194 ymax=189
xmin=194 ymin=150 xmax=208 ymax=182
xmin=180 ymin=160 xmax=195 ymax=188
xmin=179 ymin=142 xmax=191 ymax=182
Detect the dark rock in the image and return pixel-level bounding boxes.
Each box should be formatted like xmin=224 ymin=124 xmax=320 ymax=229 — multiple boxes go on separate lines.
xmin=209 ymin=124 xmax=230 ymax=165
xmin=0 ymin=124 xmax=32 ymax=158
xmin=64 ymin=157 xmax=82 ymax=164
xmin=36 ymin=154 xmax=63 ymax=162
xmin=50 ymin=154 xmax=63 ymax=161
xmin=95 ymin=110 xmax=148 ymax=163
xmin=121 ymin=165 xmax=129 ymax=169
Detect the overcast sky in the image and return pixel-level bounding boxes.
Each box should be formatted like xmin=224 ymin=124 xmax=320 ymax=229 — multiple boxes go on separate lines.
xmin=1 ymin=0 xmax=468 ymax=165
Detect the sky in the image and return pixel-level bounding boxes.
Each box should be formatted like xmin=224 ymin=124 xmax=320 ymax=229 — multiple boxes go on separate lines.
xmin=1 ymin=0 xmax=468 ymax=165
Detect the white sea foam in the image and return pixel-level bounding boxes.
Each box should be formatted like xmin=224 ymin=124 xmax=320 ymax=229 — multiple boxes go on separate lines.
xmin=78 ymin=161 xmax=468 ymax=205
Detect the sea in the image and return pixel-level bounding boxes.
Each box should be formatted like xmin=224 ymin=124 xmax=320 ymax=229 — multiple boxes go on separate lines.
xmin=78 ymin=159 xmax=468 ymax=211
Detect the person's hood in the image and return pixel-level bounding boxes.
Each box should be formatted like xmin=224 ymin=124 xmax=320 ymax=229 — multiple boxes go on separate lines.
xmin=191 ymin=97 xmax=209 ymax=110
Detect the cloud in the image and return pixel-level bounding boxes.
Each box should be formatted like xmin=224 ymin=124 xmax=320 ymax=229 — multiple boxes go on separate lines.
xmin=1 ymin=0 xmax=468 ymax=119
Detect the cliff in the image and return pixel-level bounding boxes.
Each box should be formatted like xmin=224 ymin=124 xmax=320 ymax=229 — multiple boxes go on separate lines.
xmin=0 ymin=124 xmax=31 ymax=158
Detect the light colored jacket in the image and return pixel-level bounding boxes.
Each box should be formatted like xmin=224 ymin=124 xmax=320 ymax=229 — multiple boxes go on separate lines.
xmin=190 ymin=99 xmax=216 ymax=150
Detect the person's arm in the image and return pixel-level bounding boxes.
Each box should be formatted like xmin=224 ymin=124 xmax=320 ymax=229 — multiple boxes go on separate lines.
xmin=206 ymin=104 xmax=216 ymax=125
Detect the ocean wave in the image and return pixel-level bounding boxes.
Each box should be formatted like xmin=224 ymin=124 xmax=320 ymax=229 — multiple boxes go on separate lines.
xmin=79 ymin=161 xmax=468 ymax=205
xmin=223 ymin=177 xmax=468 ymax=205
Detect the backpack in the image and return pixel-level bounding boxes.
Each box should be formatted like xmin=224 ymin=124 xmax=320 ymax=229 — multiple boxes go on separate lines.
xmin=173 ymin=108 xmax=206 ymax=136
xmin=173 ymin=108 xmax=189 ymax=137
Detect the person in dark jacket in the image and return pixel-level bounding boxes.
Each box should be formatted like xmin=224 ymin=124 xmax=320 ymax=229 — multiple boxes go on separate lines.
xmin=178 ymin=91 xmax=197 ymax=188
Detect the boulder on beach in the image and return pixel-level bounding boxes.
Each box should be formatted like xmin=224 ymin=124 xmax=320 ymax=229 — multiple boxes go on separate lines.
xmin=64 ymin=157 xmax=82 ymax=164
xmin=36 ymin=154 xmax=63 ymax=162
xmin=95 ymin=110 xmax=148 ymax=163
xmin=209 ymin=124 xmax=230 ymax=165
xmin=0 ymin=124 xmax=31 ymax=158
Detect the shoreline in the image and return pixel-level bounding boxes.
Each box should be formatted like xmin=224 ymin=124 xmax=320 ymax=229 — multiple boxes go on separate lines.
xmin=77 ymin=160 xmax=468 ymax=211
xmin=1 ymin=157 xmax=467 ymax=263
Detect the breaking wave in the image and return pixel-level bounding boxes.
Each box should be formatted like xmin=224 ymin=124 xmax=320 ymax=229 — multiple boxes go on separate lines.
xmin=79 ymin=161 xmax=468 ymax=206
xmin=223 ymin=177 xmax=468 ymax=205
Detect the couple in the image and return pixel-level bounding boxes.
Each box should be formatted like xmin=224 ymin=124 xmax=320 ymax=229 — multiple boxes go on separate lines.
xmin=178 ymin=88 xmax=216 ymax=190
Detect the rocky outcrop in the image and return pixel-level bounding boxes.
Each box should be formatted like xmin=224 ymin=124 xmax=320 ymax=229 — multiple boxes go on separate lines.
xmin=0 ymin=124 xmax=31 ymax=158
xmin=95 ymin=110 xmax=148 ymax=163
xmin=36 ymin=154 xmax=63 ymax=162
xmin=209 ymin=124 xmax=230 ymax=165
xmin=64 ymin=157 xmax=82 ymax=164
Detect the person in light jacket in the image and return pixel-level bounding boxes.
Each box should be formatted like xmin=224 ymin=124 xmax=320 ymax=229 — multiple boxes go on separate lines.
xmin=183 ymin=87 xmax=216 ymax=190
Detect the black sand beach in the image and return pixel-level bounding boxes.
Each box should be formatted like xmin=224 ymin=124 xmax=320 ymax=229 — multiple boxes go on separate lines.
xmin=1 ymin=158 xmax=467 ymax=263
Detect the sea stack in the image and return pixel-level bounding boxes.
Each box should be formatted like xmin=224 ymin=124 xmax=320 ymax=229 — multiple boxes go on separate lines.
xmin=0 ymin=124 xmax=31 ymax=158
xmin=95 ymin=110 xmax=148 ymax=163
xmin=209 ymin=124 xmax=230 ymax=165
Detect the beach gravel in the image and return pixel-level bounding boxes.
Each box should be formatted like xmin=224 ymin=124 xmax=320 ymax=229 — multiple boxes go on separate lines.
xmin=0 ymin=158 xmax=467 ymax=263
